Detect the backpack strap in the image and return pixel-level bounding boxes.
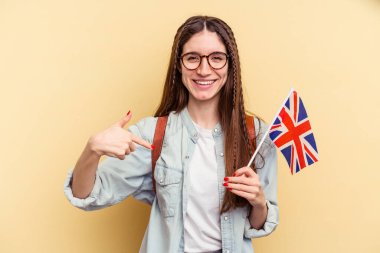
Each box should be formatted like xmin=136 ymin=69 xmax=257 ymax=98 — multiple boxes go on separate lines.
xmin=152 ymin=116 xmax=168 ymax=193
xmin=245 ymin=114 xmax=256 ymax=151
xmin=151 ymin=114 xmax=255 ymax=193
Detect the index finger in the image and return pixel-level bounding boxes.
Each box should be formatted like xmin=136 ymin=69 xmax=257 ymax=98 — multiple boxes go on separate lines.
xmin=131 ymin=134 xmax=153 ymax=150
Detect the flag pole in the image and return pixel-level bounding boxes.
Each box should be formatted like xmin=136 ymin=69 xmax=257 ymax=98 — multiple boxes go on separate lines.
xmin=246 ymin=88 xmax=294 ymax=168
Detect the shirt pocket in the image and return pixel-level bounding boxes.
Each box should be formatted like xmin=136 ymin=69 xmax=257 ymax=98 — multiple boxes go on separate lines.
xmin=154 ymin=164 xmax=182 ymax=218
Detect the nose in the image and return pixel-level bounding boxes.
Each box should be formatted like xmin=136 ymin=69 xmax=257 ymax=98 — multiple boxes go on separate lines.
xmin=196 ymin=56 xmax=212 ymax=76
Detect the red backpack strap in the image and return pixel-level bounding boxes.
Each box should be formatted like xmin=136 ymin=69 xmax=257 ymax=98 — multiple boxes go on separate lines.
xmin=245 ymin=114 xmax=256 ymax=151
xmin=152 ymin=116 xmax=168 ymax=193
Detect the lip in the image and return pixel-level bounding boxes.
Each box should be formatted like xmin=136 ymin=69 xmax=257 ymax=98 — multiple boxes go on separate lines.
xmin=192 ymin=79 xmax=217 ymax=86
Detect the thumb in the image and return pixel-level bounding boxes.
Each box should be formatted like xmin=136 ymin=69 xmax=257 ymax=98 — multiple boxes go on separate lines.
xmin=117 ymin=110 xmax=132 ymax=128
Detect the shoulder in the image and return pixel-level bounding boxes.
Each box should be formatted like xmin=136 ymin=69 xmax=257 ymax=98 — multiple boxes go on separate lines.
xmin=128 ymin=111 xmax=181 ymax=142
xmin=250 ymin=116 xmax=277 ymax=167
xmin=246 ymin=114 xmax=267 ymax=139
xmin=253 ymin=116 xmax=267 ymax=139
xmin=251 ymin=115 xmax=276 ymax=150
xmin=128 ymin=116 xmax=158 ymax=143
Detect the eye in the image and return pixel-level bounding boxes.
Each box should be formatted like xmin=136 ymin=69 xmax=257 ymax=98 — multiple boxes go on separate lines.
xmin=184 ymin=54 xmax=200 ymax=62
xmin=211 ymin=56 xmax=223 ymax=61
xmin=210 ymin=53 xmax=226 ymax=62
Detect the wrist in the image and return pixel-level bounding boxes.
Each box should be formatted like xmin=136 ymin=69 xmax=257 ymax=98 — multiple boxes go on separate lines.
xmin=251 ymin=199 xmax=267 ymax=210
xmin=86 ymin=137 xmax=102 ymax=158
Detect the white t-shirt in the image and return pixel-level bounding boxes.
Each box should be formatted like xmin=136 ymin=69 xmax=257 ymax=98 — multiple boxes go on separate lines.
xmin=184 ymin=122 xmax=222 ymax=253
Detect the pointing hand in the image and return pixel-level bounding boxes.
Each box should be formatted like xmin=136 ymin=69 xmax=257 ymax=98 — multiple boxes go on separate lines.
xmin=88 ymin=111 xmax=153 ymax=160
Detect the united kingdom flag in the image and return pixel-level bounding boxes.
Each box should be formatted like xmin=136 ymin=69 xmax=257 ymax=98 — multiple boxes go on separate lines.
xmin=269 ymin=90 xmax=319 ymax=174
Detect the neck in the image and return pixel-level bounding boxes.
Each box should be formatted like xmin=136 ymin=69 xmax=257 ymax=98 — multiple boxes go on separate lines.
xmin=187 ymin=97 xmax=219 ymax=129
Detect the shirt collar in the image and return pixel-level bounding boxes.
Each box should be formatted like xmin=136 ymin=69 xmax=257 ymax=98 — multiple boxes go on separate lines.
xmin=179 ymin=107 xmax=222 ymax=143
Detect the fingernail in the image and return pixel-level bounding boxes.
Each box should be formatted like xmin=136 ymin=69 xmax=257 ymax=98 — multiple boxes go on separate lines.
xmin=223 ymin=182 xmax=228 ymax=187
xmin=233 ymin=172 xmax=236 ymax=176
xmin=224 ymin=177 xmax=228 ymax=181
xmin=126 ymin=110 xmax=131 ymax=116
xmin=228 ymin=187 xmax=232 ymax=190
xmin=151 ymin=145 xmax=155 ymax=150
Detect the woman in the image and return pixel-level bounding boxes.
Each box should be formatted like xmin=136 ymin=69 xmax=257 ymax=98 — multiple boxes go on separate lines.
xmin=64 ymin=16 xmax=279 ymax=253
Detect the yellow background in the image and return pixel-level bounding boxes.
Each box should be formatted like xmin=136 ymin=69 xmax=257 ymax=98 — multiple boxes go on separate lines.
xmin=1 ymin=0 xmax=379 ymax=252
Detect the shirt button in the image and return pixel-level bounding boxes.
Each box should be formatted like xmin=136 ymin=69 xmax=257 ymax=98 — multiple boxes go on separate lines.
xmin=160 ymin=179 xmax=163 ymax=183
xmin=226 ymin=250 xmax=230 ymax=253
xmin=224 ymin=216 xmax=228 ymax=221
xmin=214 ymin=128 xmax=218 ymax=133
xmin=185 ymin=155 xmax=189 ymax=159
xmin=220 ymin=152 xmax=224 ymax=157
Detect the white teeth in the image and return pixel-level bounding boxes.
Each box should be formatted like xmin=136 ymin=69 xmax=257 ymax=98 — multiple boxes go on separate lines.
xmin=195 ymin=80 xmax=215 ymax=85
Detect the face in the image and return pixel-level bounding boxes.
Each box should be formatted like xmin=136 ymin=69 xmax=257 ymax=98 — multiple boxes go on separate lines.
xmin=180 ymin=29 xmax=228 ymax=106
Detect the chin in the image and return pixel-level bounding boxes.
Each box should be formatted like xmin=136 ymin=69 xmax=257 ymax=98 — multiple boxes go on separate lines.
xmin=192 ymin=92 xmax=219 ymax=102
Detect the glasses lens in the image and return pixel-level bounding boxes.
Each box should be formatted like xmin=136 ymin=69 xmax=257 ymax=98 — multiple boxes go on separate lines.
xmin=209 ymin=52 xmax=227 ymax=69
xmin=182 ymin=53 xmax=200 ymax=70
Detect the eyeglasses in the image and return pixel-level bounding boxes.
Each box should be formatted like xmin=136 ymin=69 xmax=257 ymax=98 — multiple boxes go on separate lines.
xmin=180 ymin=52 xmax=229 ymax=70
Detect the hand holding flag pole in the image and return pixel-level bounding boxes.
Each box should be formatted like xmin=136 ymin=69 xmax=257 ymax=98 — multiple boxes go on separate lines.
xmin=246 ymin=88 xmax=319 ymax=174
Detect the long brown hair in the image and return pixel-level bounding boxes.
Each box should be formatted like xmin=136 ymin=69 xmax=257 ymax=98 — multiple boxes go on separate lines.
xmin=155 ymin=16 xmax=256 ymax=213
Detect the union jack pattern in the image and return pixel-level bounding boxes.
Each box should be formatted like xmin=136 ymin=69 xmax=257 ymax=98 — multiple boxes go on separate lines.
xmin=269 ymin=90 xmax=319 ymax=174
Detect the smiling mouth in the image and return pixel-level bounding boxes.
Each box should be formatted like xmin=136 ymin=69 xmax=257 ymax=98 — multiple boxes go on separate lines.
xmin=193 ymin=80 xmax=216 ymax=86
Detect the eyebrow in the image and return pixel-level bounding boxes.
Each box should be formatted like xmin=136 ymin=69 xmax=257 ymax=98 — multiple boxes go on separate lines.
xmin=182 ymin=51 xmax=227 ymax=55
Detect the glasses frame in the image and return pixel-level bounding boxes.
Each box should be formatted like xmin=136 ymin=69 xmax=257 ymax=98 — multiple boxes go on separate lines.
xmin=179 ymin=52 xmax=229 ymax=70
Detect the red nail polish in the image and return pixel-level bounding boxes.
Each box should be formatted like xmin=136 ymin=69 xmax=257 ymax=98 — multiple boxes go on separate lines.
xmin=224 ymin=177 xmax=228 ymax=181
xmin=126 ymin=110 xmax=131 ymax=116
xmin=228 ymin=187 xmax=232 ymax=190
xmin=151 ymin=145 xmax=155 ymax=150
xmin=233 ymin=172 xmax=236 ymax=176
xmin=223 ymin=182 xmax=228 ymax=187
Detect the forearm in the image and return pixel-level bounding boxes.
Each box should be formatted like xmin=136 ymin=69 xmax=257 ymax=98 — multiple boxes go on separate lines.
xmin=71 ymin=143 xmax=101 ymax=199
xmin=249 ymin=201 xmax=268 ymax=230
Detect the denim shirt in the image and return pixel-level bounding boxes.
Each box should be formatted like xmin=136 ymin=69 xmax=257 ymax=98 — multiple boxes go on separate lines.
xmin=64 ymin=108 xmax=279 ymax=253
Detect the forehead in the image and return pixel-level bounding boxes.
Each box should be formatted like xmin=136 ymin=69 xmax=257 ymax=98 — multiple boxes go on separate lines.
xmin=182 ymin=30 xmax=226 ymax=54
